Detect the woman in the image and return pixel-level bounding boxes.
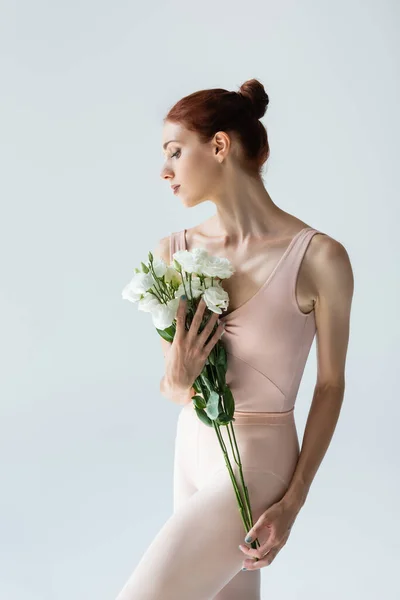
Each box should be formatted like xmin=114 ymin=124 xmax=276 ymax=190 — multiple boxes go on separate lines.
xmin=116 ymin=78 xmax=354 ymax=600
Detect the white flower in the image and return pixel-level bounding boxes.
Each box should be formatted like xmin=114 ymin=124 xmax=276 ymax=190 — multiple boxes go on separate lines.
xmin=164 ymin=266 xmax=182 ymax=285
xmin=203 ymin=284 xmax=230 ymax=314
xmin=121 ymin=271 xmax=155 ymax=303
xmin=173 ymin=247 xmax=234 ymax=280
xmin=152 ymin=258 xmax=168 ymax=278
xmin=122 ymin=245 xmax=234 ymax=328
xmin=175 ymin=275 xmax=204 ymax=300
xmin=173 ymin=247 xmax=208 ymax=274
xmin=201 ymin=255 xmax=235 ymax=279
xmin=137 ymin=292 xmax=161 ymax=313
xmin=150 ymin=297 xmax=180 ymax=329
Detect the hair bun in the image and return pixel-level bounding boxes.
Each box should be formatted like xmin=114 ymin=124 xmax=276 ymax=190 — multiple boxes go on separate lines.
xmin=238 ymin=78 xmax=269 ymax=120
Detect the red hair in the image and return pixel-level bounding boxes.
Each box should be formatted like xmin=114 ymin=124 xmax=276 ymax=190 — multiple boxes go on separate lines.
xmin=164 ymin=78 xmax=270 ymax=177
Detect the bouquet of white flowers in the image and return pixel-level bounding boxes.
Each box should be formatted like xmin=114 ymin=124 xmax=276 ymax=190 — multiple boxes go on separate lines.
xmin=122 ymin=244 xmax=261 ymax=552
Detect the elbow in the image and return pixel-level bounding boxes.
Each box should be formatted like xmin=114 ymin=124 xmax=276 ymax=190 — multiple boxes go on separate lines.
xmin=315 ymin=375 xmax=345 ymax=392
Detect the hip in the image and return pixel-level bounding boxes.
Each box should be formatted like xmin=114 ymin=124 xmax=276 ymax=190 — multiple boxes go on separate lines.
xmin=175 ymin=402 xmax=300 ymax=489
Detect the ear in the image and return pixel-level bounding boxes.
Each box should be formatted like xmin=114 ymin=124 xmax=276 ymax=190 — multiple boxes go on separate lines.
xmin=212 ymin=131 xmax=230 ymax=161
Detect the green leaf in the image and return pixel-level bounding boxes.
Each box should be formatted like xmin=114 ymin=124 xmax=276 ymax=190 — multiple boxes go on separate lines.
xmin=216 ymin=344 xmax=227 ymax=369
xmin=216 ymin=412 xmax=234 ymax=426
xmin=192 ymin=395 xmax=206 ymax=410
xmin=156 ymin=326 xmax=175 ymax=343
xmin=193 ymin=379 xmax=202 ymax=394
xmin=222 ymin=385 xmax=235 ymax=419
xmin=141 ymin=262 xmax=149 ymax=273
xmin=205 ymin=391 xmax=220 ymax=420
xmin=215 ymin=365 xmax=226 ymax=390
xmin=201 ymin=374 xmax=214 ymax=394
xmin=194 ymin=405 xmax=213 ymax=427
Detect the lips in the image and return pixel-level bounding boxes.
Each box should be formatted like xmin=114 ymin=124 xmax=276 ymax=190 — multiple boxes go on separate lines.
xmin=172 ymin=185 xmax=180 ymax=194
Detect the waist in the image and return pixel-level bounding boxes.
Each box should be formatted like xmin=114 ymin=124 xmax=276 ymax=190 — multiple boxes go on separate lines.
xmin=233 ymin=407 xmax=294 ymax=425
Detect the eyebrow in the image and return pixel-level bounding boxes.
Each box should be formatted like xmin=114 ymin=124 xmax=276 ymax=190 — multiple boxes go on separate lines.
xmin=162 ymin=139 xmax=179 ymax=150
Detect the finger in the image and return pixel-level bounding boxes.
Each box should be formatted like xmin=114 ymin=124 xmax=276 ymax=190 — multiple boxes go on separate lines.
xmin=197 ymin=310 xmax=220 ymax=345
xmin=239 ymin=542 xmax=273 ymax=560
xmin=242 ymin=547 xmax=280 ymax=571
xmin=175 ymin=295 xmax=188 ymax=339
xmin=239 ymin=539 xmax=276 ymax=559
xmin=202 ymin=321 xmax=226 ymax=354
xmin=243 ymin=515 xmax=276 ymax=554
xmin=187 ymin=297 xmax=207 ymax=340
xmin=242 ymin=553 xmax=272 ymax=571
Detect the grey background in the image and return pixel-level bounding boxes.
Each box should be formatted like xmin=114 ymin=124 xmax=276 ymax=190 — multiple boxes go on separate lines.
xmin=1 ymin=1 xmax=399 ymax=598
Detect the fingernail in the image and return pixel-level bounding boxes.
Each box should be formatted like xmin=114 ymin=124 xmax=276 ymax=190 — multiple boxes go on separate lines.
xmin=245 ymin=535 xmax=252 ymax=543
xmin=242 ymin=567 xmax=247 ymax=571
xmin=181 ymin=294 xmax=186 ymax=300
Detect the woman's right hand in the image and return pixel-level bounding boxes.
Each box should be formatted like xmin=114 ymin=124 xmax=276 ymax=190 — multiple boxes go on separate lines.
xmin=164 ymin=295 xmax=226 ymax=394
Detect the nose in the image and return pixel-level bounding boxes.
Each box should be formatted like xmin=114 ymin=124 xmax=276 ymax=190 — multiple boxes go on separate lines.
xmin=160 ymin=165 xmax=173 ymax=180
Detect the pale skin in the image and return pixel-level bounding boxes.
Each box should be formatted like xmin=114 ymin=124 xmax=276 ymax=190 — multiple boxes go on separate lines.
xmin=153 ymin=120 xmax=354 ymax=570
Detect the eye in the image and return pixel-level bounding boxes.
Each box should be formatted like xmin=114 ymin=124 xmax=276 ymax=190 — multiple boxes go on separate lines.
xmin=171 ymin=149 xmax=181 ymax=159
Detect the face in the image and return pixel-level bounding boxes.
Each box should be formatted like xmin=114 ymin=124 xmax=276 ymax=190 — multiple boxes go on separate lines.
xmin=160 ymin=121 xmax=227 ymax=206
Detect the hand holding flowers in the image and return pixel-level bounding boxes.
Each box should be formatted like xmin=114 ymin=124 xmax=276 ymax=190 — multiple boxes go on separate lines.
xmin=165 ymin=295 xmax=225 ymax=397
xmin=122 ymin=242 xmax=262 ymax=551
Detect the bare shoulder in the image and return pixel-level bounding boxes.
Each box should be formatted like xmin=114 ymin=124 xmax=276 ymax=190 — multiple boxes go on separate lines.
xmin=307 ymin=230 xmax=354 ymax=299
xmin=306 ymin=230 xmax=354 ymax=388
xmin=152 ymin=234 xmax=171 ymax=264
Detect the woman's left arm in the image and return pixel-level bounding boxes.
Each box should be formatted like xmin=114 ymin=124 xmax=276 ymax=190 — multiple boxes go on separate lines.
xmin=283 ymin=233 xmax=354 ymax=513
xmin=240 ymin=233 xmax=354 ymax=569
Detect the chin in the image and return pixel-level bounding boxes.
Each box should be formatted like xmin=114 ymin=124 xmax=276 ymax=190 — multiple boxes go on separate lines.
xmin=182 ymin=192 xmax=207 ymax=207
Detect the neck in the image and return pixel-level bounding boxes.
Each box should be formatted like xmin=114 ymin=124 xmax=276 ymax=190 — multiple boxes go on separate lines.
xmin=208 ymin=174 xmax=284 ymax=244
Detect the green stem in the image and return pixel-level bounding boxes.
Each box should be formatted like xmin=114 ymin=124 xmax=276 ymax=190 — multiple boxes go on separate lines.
xmin=181 ymin=276 xmax=190 ymax=304
xmin=194 ymin=344 xmax=262 ymax=552
xmin=224 ymin=424 xmax=253 ymax=528
xmin=188 ymin=273 xmax=193 ymax=300
xmin=212 ymin=422 xmax=251 ymax=533
xmin=211 ymin=369 xmax=262 ymax=551
xmin=227 ymin=422 xmax=261 ymax=550
xmin=147 ymin=261 xmax=169 ymax=303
